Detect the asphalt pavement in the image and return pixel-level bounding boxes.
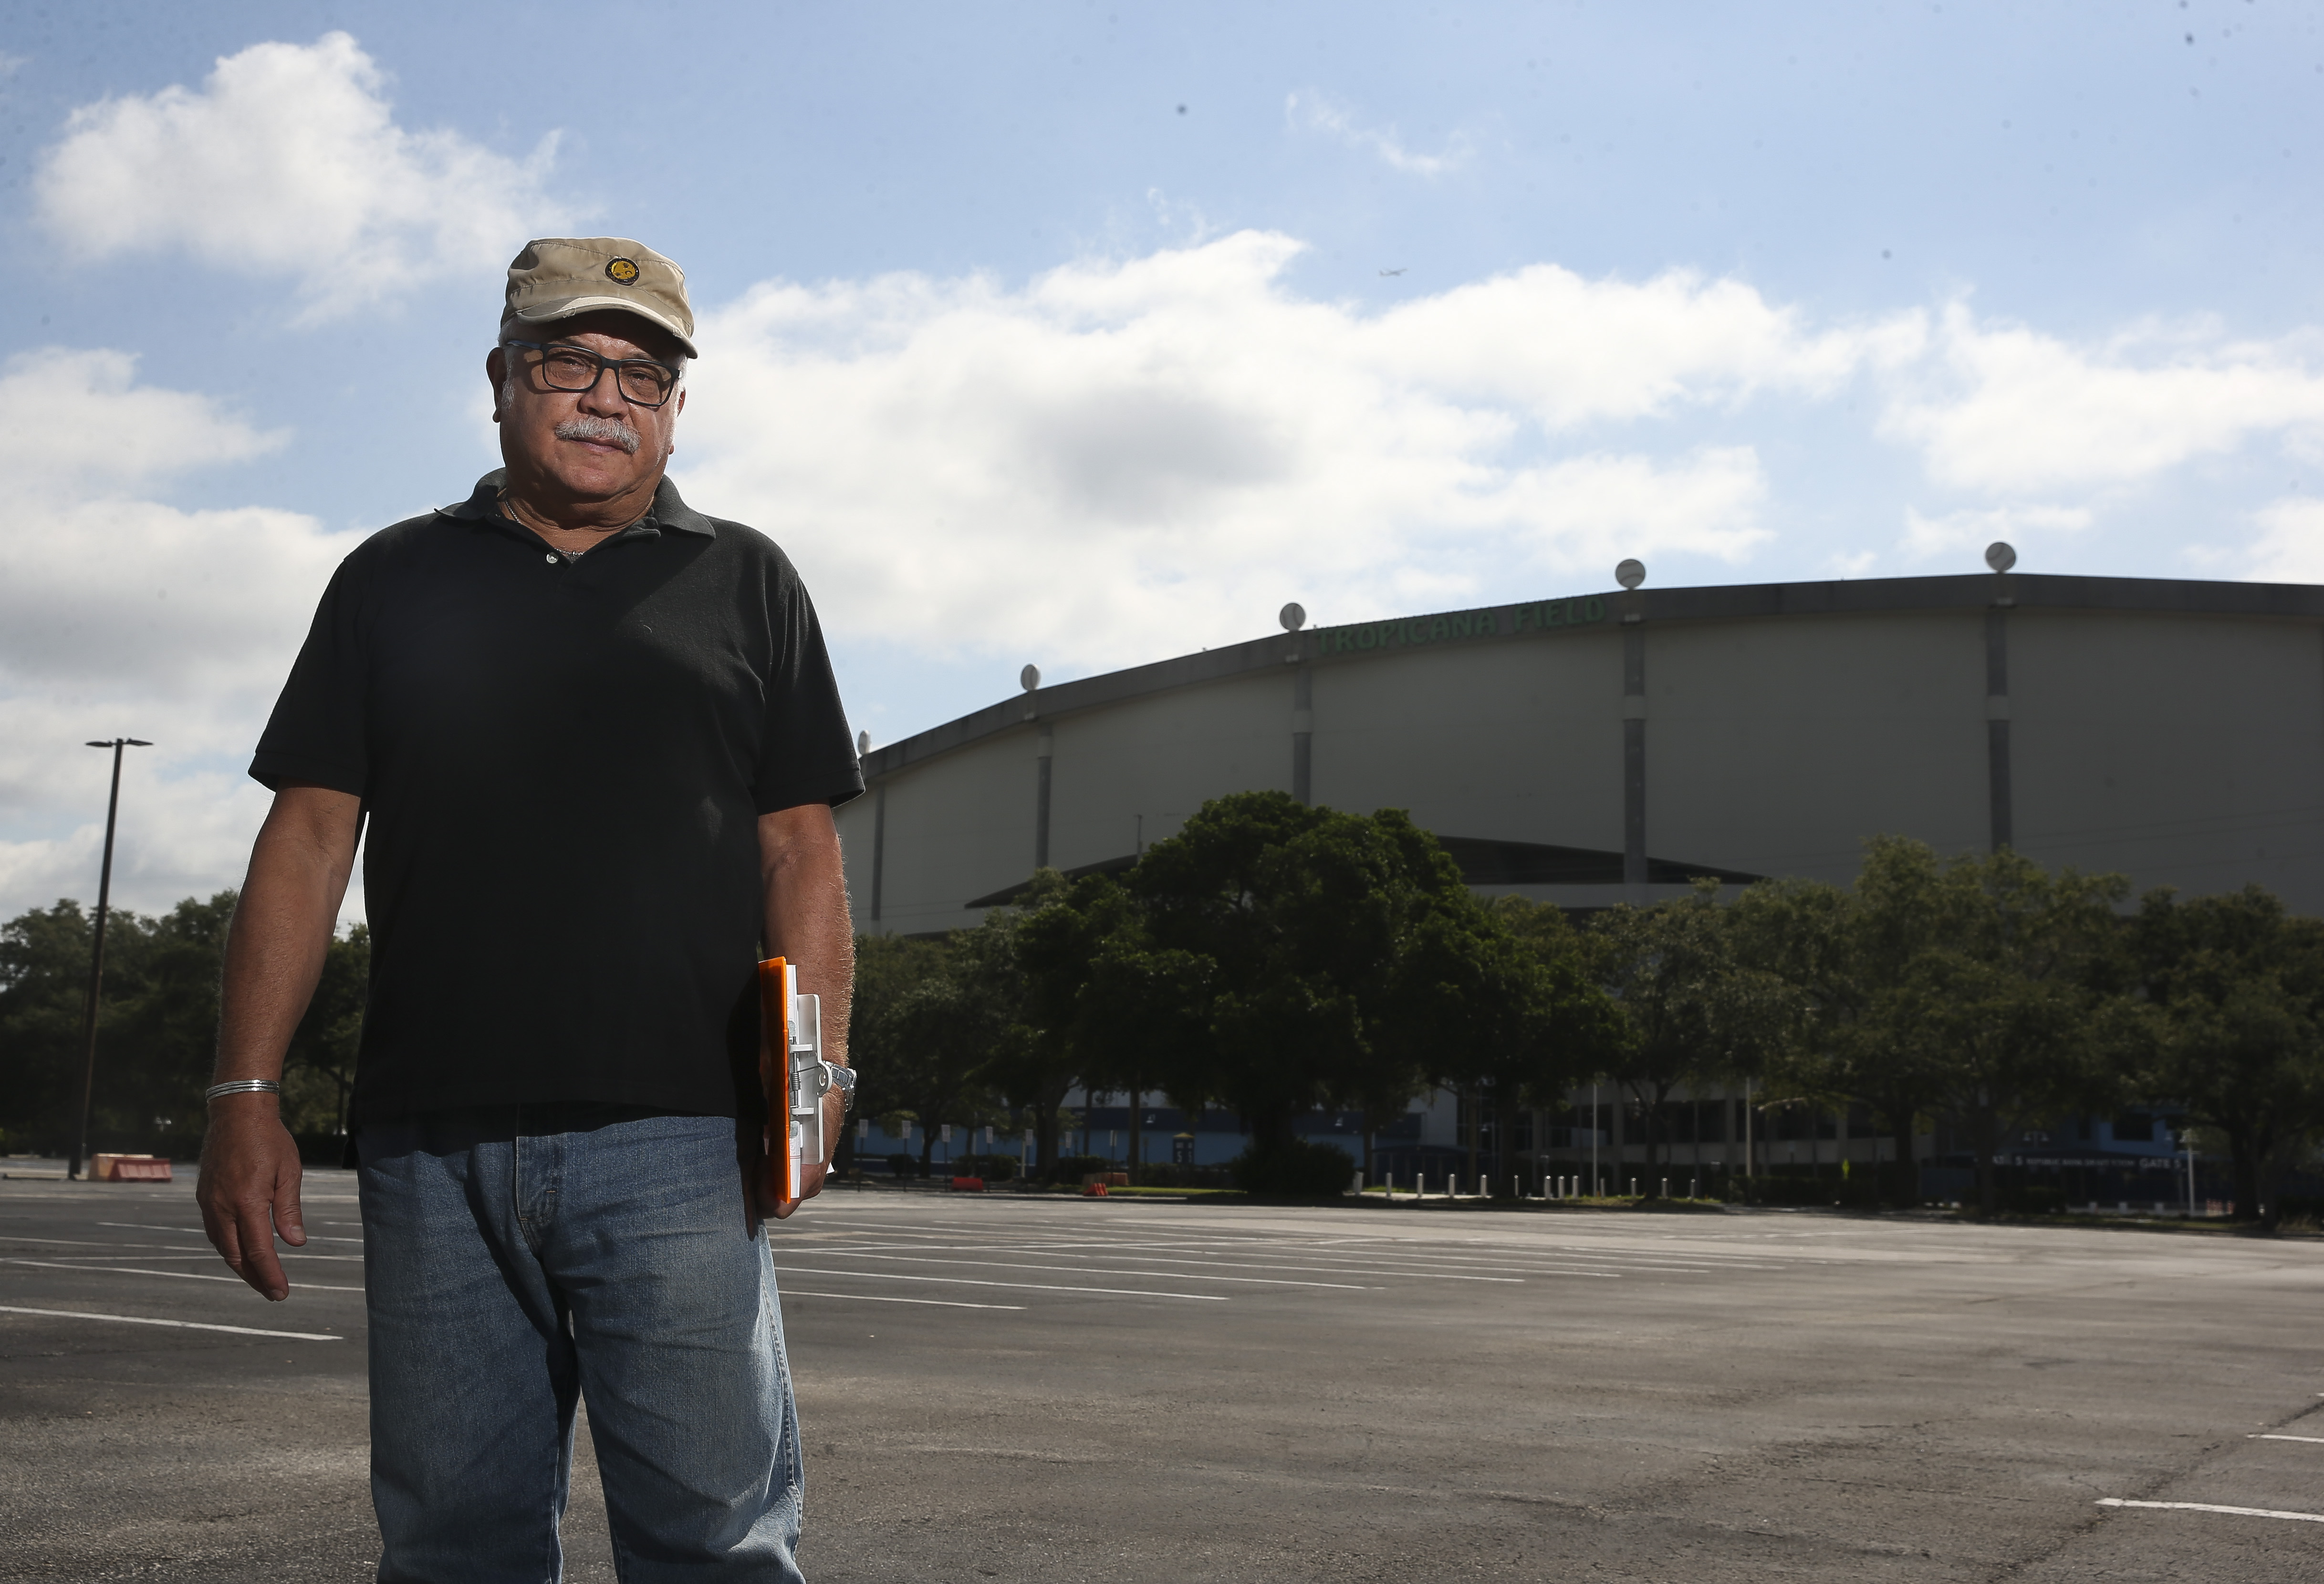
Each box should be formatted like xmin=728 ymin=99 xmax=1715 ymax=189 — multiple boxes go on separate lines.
xmin=4 ymin=1170 xmax=2321 ymax=1581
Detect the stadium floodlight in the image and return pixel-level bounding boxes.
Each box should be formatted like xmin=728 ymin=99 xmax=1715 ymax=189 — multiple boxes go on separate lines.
xmin=70 ymin=737 xmax=153 ymax=1182
xmin=1279 ymin=602 xmax=1307 ymax=632
xmin=1985 ymin=541 xmax=2017 ymax=573
xmin=1020 ymin=663 xmax=1041 ymax=693
xmin=1615 ymin=559 xmax=1647 ymax=590
xmin=856 ymin=729 xmax=870 ymax=756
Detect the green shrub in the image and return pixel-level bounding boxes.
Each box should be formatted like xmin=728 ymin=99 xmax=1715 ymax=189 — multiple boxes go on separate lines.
xmin=885 ymin=1152 xmax=920 ymax=1178
xmin=1998 ymin=1182 xmax=2067 ymax=1215
xmin=1132 ymin=1161 xmax=1233 ymax=1189
xmin=1740 ymin=1174 xmax=1840 ymax=1207
xmin=1230 ymin=1139 xmax=1355 ymax=1198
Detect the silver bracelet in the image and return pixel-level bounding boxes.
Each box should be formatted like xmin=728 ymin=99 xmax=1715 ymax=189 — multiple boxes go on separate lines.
xmin=204 ymin=1079 xmax=282 ymax=1103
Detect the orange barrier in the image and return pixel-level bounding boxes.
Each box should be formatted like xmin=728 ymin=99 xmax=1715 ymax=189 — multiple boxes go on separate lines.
xmin=948 ymin=1176 xmax=986 ymax=1192
xmin=91 ymin=1154 xmax=172 ymax=1182
xmin=1081 ymin=1181 xmax=1109 ymax=1197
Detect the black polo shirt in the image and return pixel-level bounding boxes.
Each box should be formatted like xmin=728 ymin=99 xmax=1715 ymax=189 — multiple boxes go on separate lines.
xmin=251 ymin=471 xmax=863 ymax=1124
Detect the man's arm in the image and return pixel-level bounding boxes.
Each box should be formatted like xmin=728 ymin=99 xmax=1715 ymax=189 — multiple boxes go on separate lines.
xmin=196 ymin=785 xmax=363 ymax=1300
xmin=759 ymin=801 xmax=854 ymax=1217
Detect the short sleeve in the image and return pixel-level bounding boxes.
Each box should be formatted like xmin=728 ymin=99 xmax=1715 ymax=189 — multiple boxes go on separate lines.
xmin=250 ymin=557 xmax=371 ymax=797
xmin=752 ymin=560 xmax=865 ymax=814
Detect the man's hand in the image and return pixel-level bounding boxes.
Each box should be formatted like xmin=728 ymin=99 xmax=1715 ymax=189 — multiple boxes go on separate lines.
xmin=196 ymin=1098 xmax=308 ymax=1300
xmin=758 ymin=800 xmax=854 ymax=1224
xmin=769 ymin=1082 xmax=848 ymax=1220
xmin=197 ymin=783 xmax=358 ymax=1299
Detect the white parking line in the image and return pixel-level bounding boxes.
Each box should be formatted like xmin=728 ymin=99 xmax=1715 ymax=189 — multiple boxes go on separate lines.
xmin=3 ymin=1235 xmax=215 ymax=1253
xmin=809 ymin=1250 xmax=1378 ymax=1290
xmin=96 ymin=1223 xmax=214 ymax=1237
xmin=812 ymin=1227 xmax=1721 ymax=1280
xmin=0 ymin=1304 xmax=341 ymax=1341
xmin=772 ymin=1265 xmax=1225 ymax=1301
xmin=98 ymin=1221 xmax=364 ymax=1246
xmin=0 ymin=1257 xmax=363 ymax=1293
xmin=782 ymin=1290 xmax=1026 ymax=1310
xmin=2251 ymin=1434 xmax=2324 ymax=1444
xmin=2097 ymin=1498 xmax=2324 ymax=1524
xmin=27 ymin=1245 xmax=367 ymax=1254
xmin=814 ymin=1242 xmax=1532 ymax=1284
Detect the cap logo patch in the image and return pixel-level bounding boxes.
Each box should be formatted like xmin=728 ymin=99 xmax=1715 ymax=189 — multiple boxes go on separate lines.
xmin=605 ymin=257 xmax=641 ymax=285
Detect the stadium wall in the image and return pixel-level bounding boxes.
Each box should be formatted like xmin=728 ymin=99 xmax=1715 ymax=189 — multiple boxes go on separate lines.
xmin=840 ymin=570 xmax=2324 ymax=934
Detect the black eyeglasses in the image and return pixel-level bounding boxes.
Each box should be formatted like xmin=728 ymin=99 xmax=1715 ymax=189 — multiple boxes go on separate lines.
xmin=501 ymin=339 xmax=681 ymax=409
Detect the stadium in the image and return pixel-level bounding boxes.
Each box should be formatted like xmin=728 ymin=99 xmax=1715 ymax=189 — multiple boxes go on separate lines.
xmin=837 ymin=560 xmax=2324 ymax=1199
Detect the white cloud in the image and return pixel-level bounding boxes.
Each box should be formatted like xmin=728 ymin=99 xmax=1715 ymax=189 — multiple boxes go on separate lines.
xmin=0 ymin=727 xmax=280 ymax=923
xmin=678 ymin=231 xmax=1798 ymax=671
xmin=0 ymin=352 xmax=359 ymax=920
xmin=1369 ymin=264 xmax=1916 ymax=427
xmin=1882 ymin=304 xmax=2324 ymax=494
xmin=0 ymin=348 xmax=285 ymax=497
xmin=2241 ymin=497 xmax=2324 ymax=584
xmin=1286 ymin=90 xmax=1473 ymax=176
xmin=36 ymin=32 xmax=571 ymax=322
xmin=1898 ymin=503 xmax=2093 ymax=564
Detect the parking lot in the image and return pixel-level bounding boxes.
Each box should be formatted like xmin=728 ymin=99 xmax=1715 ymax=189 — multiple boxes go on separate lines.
xmin=4 ymin=1173 xmax=2322 ymax=1581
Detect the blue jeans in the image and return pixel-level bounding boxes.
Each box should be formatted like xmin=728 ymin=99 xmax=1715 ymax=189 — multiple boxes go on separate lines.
xmin=358 ymin=1105 xmax=803 ymax=1583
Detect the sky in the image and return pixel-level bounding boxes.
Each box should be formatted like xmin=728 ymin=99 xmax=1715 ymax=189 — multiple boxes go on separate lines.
xmin=2 ymin=0 xmax=2322 ymax=922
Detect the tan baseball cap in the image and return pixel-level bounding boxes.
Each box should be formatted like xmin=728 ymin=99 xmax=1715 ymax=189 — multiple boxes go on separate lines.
xmin=501 ymin=237 xmax=698 ymax=358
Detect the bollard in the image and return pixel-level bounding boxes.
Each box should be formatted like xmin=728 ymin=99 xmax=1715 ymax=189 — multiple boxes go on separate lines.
xmin=1661 ymin=1177 xmax=1669 ymax=1199
xmin=1689 ymin=1176 xmax=1699 ymax=1201
xmin=1629 ymin=1176 xmax=1638 ymax=1198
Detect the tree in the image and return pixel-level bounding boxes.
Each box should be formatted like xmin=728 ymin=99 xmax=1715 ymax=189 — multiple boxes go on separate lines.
xmin=1069 ymin=921 xmax=1214 ymax=1170
xmin=1737 ymin=843 xmax=1960 ymax=1206
xmin=0 ymin=894 xmax=242 ymax=1153
xmin=1128 ymin=792 xmax=1470 ymax=1171
xmin=2131 ymin=886 xmax=2324 ymax=1224
xmin=1902 ymin=848 xmax=2128 ymax=1214
xmin=0 ymin=900 xmax=115 ymax=1149
xmin=995 ymin=870 xmax=1108 ymax=1175
xmin=282 ymin=924 xmax=370 ymax=1140
xmin=848 ymin=929 xmax=1011 ymax=1175
xmin=1408 ymin=895 xmax=1623 ymax=1190
xmin=107 ymin=892 xmax=237 ymax=1140
xmin=1592 ymin=882 xmax=1797 ymax=1192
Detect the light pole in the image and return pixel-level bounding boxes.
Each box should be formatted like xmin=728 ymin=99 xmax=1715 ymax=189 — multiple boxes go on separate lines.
xmin=68 ymin=737 xmax=151 ymax=1181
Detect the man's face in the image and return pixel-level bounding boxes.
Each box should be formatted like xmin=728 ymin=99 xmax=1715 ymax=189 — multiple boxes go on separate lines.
xmin=488 ymin=311 xmax=688 ymax=503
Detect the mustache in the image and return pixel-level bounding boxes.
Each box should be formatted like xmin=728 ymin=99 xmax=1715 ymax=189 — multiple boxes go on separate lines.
xmin=553 ymin=415 xmax=642 ymax=455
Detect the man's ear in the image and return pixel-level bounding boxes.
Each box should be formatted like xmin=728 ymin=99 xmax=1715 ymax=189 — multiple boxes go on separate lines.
xmin=486 ymin=346 xmax=509 ymax=424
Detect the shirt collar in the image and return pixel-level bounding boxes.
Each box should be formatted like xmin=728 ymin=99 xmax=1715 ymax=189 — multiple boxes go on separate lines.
xmin=438 ymin=470 xmax=717 ymax=538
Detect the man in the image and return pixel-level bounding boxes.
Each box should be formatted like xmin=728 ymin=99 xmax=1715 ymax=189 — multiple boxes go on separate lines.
xmin=196 ymin=237 xmax=861 ymax=1582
